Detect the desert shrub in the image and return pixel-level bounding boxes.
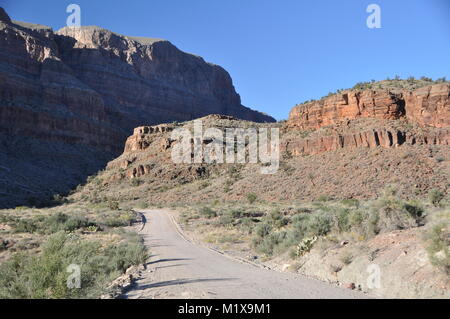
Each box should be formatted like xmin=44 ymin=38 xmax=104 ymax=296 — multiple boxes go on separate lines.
xmin=316 ymin=195 xmax=331 ymax=202
xmin=199 ymin=207 xmax=217 ymax=219
xmin=336 ymin=208 xmax=351 ymax=233
xmin=216 ymin=234 xmax=241 ymax=244
xmin=135 ymin=202 xmax=149 ymax=209
xmin=37 ymin=213 xmax=97 ymax=234
xmin=255 ymin=223 xmax=272 ymax=238
xmin=340 ymin=199 xmax=360 ymax=208
xmin=13 ymin=219 xmax=38 ymax=234
xmin=348 ymin=210 xmax=364 ymax=228
xmin=429 ymin=189 xmax=445 ymax=207
xmin=246 ymin=193 xmax=257 ymax=204
xmin=103 ymin=211 xmax=135 ymax=228
xmin=107 ymin=201 xmax=120 ymax=210
xmin=425 ymin=222 xmax=450 ymax=274
xmin=306 ymin=212 xmax=332 ymax=237
xmin=264 ymin=210 xmax=288 ymax=229
xmin=254 ymin=231 xmax=288 ymax=256
xmin=229 ymin=209 xmax=243 ymax=219
xmin=43 ymin=212 xmax=69 ymax=233
xmin=0 ymin=231 xmax=148 ymax=298
xmin=215 ymin=214 xmax=233 ymax=226
xmin=403 ymin=200 xmax=425 ymax=222
xmin=63 ymin=216 xmax=96 ymax=232
xmin=366 ymin=211 xmax=381 ymax=236
xmin=103 ymin=240 xmax=148 ymax=274
xmin=179 ymin=212 xmax=191 ymax=224
xmin=373 ymin=188 xmax=424 ymax=231
xmin=238 ymin=217 xmax=255 ymax=234
xmin=130 ymin=178 xmax=143 ymax=187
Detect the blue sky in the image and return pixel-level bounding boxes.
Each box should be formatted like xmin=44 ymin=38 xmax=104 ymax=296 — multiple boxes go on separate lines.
xmin=2 ymin=0 xmax=450 ymax=120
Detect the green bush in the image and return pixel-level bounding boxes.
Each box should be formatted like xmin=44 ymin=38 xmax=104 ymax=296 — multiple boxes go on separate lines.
xmin=316 ymin=195 xmax=331 ymax=202
xmin=0 ymin=231 xmax=148 ymax=298
xmin=100 ymin=211 xmax=136 ymax=228
xmin=12 ymin=213 xmax=98 ymax=235
xmin=13 ymin=219 xmax=38 ymax=234
xmin=340 ymin=199 xmax=360 ymax=208
xmin=130 ymin=179 xmax=143 ymax=187
xmin=264 ymin=210 xmax=288 ymax=229
xmin=254 ymin=231 xmax=288 ymax=256
xmin=429 ymin=189 xmax=445 ymax=207
xmin=255 ymin=223 xmax=272 ymax=238
xmin=108 ymin=201 xmax=120 ymax=210
xmin=425 ymin=222 xmax=450 ymax=275
xmin=337 ymin=208 xmax=351 ymax=233
xmin=373 ymin=188 xmax=424 ymax=231
xmin=215 ymin=214 xmax=234 ymax=226
xmin=246 ymin=193 xmax=257 ymax=204
xmin=229 ymin=209 xmax=242 ymax=219
xmin=238 ymin=217 xmax=255 ymax=234
xmin=306 ymin=213 xmax=332 ymax=237
xmin=199 ymin=207 xmax=217 ymax=219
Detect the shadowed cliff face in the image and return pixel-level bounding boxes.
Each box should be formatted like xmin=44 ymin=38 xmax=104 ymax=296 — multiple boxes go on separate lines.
xmin=0 ymin=8 xmax=274 ymax=208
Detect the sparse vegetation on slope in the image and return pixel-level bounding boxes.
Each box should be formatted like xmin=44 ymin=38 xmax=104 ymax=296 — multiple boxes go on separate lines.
xmin=295 ymin=77 xmax=449 ymax=106
xmin=173 ymin=189 xmax=449 ymax=297
xmin=0 ymin=201 xmax=148 ymax=299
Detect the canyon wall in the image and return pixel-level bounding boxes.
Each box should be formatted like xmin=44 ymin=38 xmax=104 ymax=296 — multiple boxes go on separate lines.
xmin=0 ymin=8 xmax=273 ymax=207
xmin=284 ymin=84 xmax=450 ymax=156
xmin=287 ymin=84 xmax=450 ymax=130
xmin=282 ymin=127 xmax=450 ymax=156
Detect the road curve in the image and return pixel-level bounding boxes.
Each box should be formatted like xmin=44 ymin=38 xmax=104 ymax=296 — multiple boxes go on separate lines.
xmin=122 ymin=209 xmax=368 ymax=299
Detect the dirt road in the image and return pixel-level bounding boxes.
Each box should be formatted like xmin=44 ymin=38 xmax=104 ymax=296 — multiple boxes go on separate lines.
xmin=122 ymin=209 xmax=368 ymax=299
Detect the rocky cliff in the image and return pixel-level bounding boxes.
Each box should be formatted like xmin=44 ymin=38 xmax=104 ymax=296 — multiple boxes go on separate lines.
xmin=0 ymin=8 xmax=274 ymax=208
xmin=287 ymin=84 xmax=450 ymax=130
xmin=284 ymin=84 xmax=450 ymax=156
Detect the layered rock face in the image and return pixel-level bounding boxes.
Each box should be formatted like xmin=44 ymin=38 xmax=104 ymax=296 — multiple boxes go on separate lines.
xmin=404 ymin=84 xmax=450 ymax=128
xmin=287 ymin=90 xmax=405 ymax=130
xmin=54 ymin=26 xmax=273 ymax=125
xmin=284 ymin=84 xmax=450 ymax=156
xmin=282 ymin=126 xmax=450 ymax=156
xmin=287 ymin=84 xmax=450 ymax=130
xmin=0 ymin=8 xmax=273 ymax=207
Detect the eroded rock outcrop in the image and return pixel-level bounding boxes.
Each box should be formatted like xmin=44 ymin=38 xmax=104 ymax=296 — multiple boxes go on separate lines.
xmin=0 ymin=8 xmax=273 ymax=207
xmin=282 ymin=127 xmax=450 ymax=156
xmin=287 ymin=84 xmax=450 ymax=130
xmin=287 ymin=90 xmax=405 ymax=130
xmin=405 ymin=84 xmax=450 ymax=128
xmin=285 ymin=84 xmax=450 ymax=156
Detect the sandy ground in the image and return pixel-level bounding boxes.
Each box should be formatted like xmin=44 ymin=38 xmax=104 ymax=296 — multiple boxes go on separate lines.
xmin=121 ymin=209 xmax=369 ymax=299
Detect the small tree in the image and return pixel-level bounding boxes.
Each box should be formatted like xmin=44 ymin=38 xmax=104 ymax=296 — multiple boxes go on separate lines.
xmin=429 ymin=189 xmax=445 ymax=207
xmin=246 ymin=193 xmax=257 ymax=204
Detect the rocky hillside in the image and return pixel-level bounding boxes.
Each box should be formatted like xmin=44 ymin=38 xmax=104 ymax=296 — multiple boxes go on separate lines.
xmin=287 ymin=83 xmax=450 ymax=130
xmin=73 ymin=82 xmax=449 ymax=206
xmin=283 ymin=83 xmax=450 ymax=156
xmin=0 ymin=8 xmax=274 ymax=208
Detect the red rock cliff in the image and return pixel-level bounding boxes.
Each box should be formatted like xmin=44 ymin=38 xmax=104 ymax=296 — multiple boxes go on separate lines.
xmin=0 ymin=8 xmax=273 ymax=207
xmin=287 ymin=84 xmax=450 ymax=130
